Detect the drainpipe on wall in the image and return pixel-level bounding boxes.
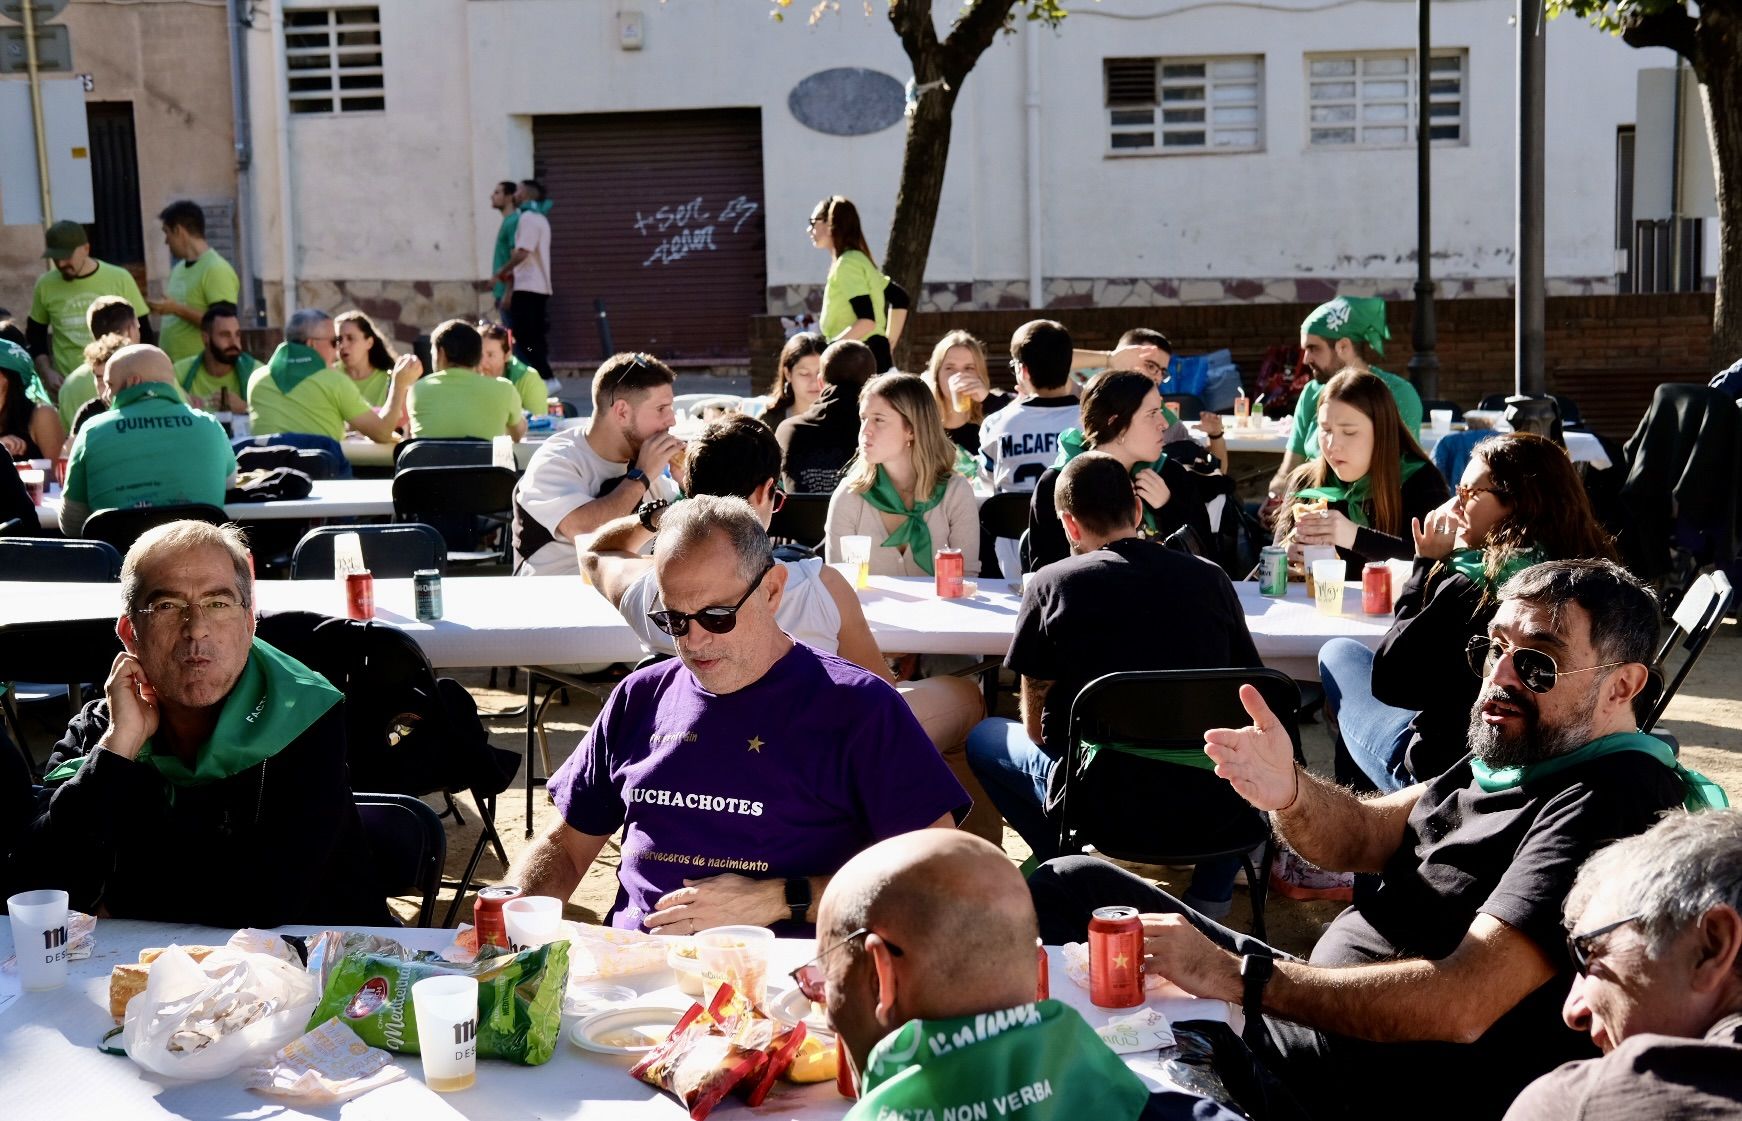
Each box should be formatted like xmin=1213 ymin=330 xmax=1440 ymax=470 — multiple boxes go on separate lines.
xmin=22 ymin=0 xmax=54 ymax=224
xmin=271 ymin=0 xmax=298 ymax=323
xmin=228 ymin=0 xmax=263 ymax=326
xmin=1025 ymin=28 xmax=1043 ymax=309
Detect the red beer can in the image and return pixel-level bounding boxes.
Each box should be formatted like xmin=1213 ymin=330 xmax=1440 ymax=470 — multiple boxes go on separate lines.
xmin=1362 ymin=562 xmax=1392 ymax=615
xmin=1088 ymin=905 xmax=1145 ymax=1008
xmin=836 ymin=1042 xmax=857 ymax=1099
xmin=474 ymin=885 xmax=523 ymax=950
xmin=345 ymin=570 xmax=374 ymax=620
xmin=1036 ymin=938 xmax=1050 ymax=1001
xmin=935 ymin=547 xmax=965 ymax=598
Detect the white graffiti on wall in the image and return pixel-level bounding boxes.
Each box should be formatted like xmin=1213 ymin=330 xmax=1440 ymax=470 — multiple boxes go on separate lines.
xmin=636 ymin=195 xmax=760 ymax=267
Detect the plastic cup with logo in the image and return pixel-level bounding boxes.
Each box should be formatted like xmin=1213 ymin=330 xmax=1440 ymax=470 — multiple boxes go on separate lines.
xmin=840 ymin=535 xmax=872 ymax=590
xmin=696 ymin=924 xmax=776 ymax=1011
xmin=1430 ymin=409 xmax=1454 ymax=434
xmin=1311 ymin=559 xmax=1347 ymax=616
xmin=7 ymin=889 xmax=70 ymax=991
xmin=492 ymin=434 xmax=516 ymax=470
xmin=1299 ymin=545 xmax=1339 ymax=598
xmin=411 ymin=974 xmax=479 ymax=1092
xmin=17 ymin=468 xmax=44 ymax=506
xmin=332 ymin=531 xmax=365 ymax=579
xmin=500 ymin=895 xmax=565 ymax=952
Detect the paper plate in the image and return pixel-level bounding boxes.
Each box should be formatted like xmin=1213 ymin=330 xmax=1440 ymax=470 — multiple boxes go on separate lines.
xmin=568 ymin=1005 xmax=687 ymax=1055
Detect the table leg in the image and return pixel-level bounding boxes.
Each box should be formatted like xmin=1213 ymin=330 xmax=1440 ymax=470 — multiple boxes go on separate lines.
xmin=524 ymin=672 xmax=538 ymax=838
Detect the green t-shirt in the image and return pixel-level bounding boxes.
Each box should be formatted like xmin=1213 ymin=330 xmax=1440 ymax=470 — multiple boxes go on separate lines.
xmin=819 ymin=248 xmax=887 ymax=340
xmin=408 ymin=367 xmax=522 ymax=439
xmin=345 ymin=368 xmax=391 ymax=409
xmin=492 ymin=209 xmax=521 ymax=302
xmin=57 ymin=365 xmax=99 ymax=429
xmin=64 ymin=382 xmax=236 ymax=513
xmin=248 ymin=363 xmax=372 ymax=443
xmin=1287 ymin=367 xmax=1425 ymax=459
xmin=28 ymin=260 xmax=149 ymax=377
xmin=503 ymin=355 xmax=550 ymax=416
xmin=159 ymin=249 xmax=241 ymax=364
xmin=176 ymin=351 xmax=261 ymax=408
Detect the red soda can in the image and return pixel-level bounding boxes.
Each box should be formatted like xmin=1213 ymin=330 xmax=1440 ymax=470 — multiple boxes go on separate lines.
xmin=1036 ymin=938 xmax=1050 ymax=1001
xmin=835 ymin=1042 xmax=857 ymax=1099
xmin=474 ymin=885 xmax=523 ymax=950
xmin=934 ymin=547 xmax=965 ymax=598
xmin=345 ymin=570 xmax=374 ymax=620
xmin=1088 ymin=905 xmax=1145 ymax=1008
xmin=1362 ymin=562 xmax=1391 ymax=615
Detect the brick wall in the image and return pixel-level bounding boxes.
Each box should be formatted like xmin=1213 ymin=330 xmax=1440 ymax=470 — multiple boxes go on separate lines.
xmin=748 ymin=293 xmax=1718 ymax=441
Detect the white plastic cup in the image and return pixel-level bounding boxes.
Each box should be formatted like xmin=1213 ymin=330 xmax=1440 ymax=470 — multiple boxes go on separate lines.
xmin=1430 ymin=409 xmax=1454 ymax=434
xmin=412 ymin=974 xmax=479 ymax=1092
xmin=1311 ymin=559 xmax=1348 ymax=616
xmin=840 ymin=535 xmax=873 ymax=590
xmin=16 ymin=468 xmax=44 ymax=506
xmin=8 ymin=889 xmax=70 ymax=991
xmin=333 ymin=531 xmax=365 ymax=579
xmin=695 ymin=924 xmax=776 ymax=1010
xmin=501 ymin=896 xmax=564 ymax=952
xmin=1299 ymin=545 xmax=1339 ymax=598
xmin=491 ymin=434 xmax=516 ymax=470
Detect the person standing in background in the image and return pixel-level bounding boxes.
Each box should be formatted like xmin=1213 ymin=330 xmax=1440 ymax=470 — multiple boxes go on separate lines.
xmin=488 ymin=180 xmax=521 ymax=322
xmin=149 ymin=201 xmax=240 ymax=366
xmin=498 ymin=179 xmax=553 ymax=378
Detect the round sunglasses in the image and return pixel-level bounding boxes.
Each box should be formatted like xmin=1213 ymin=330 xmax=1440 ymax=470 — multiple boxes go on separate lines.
xmin=647 ymin=560 xmax=774 ymax=638
xmin=1463 ymin=635 xmax=1628 ymax=695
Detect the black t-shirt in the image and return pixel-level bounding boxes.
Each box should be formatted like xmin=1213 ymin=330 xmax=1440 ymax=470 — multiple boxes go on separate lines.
xmin=1027 ymin=459 xmax=1213 ymax=573
xmin=1313 ymin=750 xmax=1686 ymax=1114
xmin=1005 ymin=537 xmax=1261 ymax=755
xmin=1370 ymin=558 xmax=1493 ymax=783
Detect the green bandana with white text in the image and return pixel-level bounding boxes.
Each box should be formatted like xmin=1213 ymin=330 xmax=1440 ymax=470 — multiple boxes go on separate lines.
xmin=847 ymin=1000 xmax=1150 ymax=1121
xmin=264 ymin=341 xmax=328 ymax=396
xmin=1301 ymin=296 xmax=1389 ymax=354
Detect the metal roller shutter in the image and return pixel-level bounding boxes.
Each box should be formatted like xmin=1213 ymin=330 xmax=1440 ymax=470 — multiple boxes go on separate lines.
xmin=533 ymin=109 xmax=767 ymax=368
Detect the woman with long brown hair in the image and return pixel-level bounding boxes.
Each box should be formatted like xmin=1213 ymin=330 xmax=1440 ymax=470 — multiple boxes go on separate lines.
xmin=758 ymin=331 xmax=826 ymax=432
xmin=825 ymin=372 xmax=979 ymax=577
xmin=477 ymin=321 xmax=551 ymax=416
xmin=1276 ymin=367 xmax=1448 ymax=564
xmin=1321 ymin=431 xmax=1619 ymax=793
xmin=922 ymin=329 xmax=1013 ymax=454
xmin=808 ymin=196 xmax=908 ymax=372
xmin=333 ymin=310 xmax=398 ymax=409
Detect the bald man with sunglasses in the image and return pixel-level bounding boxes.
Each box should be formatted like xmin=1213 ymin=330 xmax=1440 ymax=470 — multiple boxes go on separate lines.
xmin=1029 ymin=559 xmax=1706 ymax=1120
xmin=510 ymin=495 xmax=967 ymax=936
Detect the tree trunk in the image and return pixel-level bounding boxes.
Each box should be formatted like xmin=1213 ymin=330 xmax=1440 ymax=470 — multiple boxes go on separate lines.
xmin=883 ymin=83 xmax=960 ymax=367
xmin=1698 ymin=7 xmax=1742 ymax=359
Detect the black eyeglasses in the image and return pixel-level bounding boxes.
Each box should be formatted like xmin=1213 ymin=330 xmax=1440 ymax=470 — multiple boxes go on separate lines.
xmin=789 ymin=927 xmax=905 ymax=1003
xmin=1567 ymin=913 xmax=1641 ymax=976
xmin=648 ymin=560 xmax=775 ymax=638
xmin=1464 ymin=635 xmax=1629 ymax=695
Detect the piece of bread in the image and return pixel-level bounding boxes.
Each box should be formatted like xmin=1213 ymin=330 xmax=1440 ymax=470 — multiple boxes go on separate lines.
xmin=110 ymin=946 xmax=221 ymax=1021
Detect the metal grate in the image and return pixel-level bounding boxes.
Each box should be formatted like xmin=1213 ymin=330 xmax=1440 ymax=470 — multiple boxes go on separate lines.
xmin=1307 ymin=50 xmax=1465 ymax=148
xmin=1106 ymin=57 xmax=1263 ymax=154
xmin=285 ymin=7 xmax=384 ymax=115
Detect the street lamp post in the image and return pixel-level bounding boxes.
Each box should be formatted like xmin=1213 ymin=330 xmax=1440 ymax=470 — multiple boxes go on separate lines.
xmin=1510 ymin=0 xmax=1560 ymax=437
xmin=1409 ymin=0 xmax=1440 ymax=402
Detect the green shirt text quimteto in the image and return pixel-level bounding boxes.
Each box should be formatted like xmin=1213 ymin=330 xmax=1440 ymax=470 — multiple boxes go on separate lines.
xmin=408 ymin=368 xmax=523 ymax=440
xmin=64 ymin=382 xmax=236 ymax=513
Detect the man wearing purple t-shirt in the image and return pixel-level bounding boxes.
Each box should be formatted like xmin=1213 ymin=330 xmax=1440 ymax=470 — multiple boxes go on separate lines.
xmin=511 ymin=496 xmax=968 ymax=935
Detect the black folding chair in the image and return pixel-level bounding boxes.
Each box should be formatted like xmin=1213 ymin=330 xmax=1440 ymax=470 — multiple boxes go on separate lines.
xmin=769 ymin=493 xmax=830 ymax=552
xmin=394 ymin=438 xmax=491 ymax=471
xmin=82 ymin=504 xmax=229 ymax=555
xmin=1639 ymin=569 xmax=1735 ymax=730
xmin=392 ymin=465 xmax=517 ymax=565
xmin=1478 ymin=392 xmax=1584 ymax=429
xmin=0 ymin=518 xmax=28 ymax=537
xmin=1162 ymin=523 xmax=1206 ymax=557
xmin=552 ymin=399 xmax=581 ymax=419
xmin=291 ymin=523 xmax=447 ymax=579
xmin=0 ymin=538 xmax=123 ymax=582
xmin=1057 ymin=668 xmax=1304 ymax=941
xmin=354 ymin=792 xmax=446 ymax=928
xmin=0 ymin=618 xmax=126 ymax=767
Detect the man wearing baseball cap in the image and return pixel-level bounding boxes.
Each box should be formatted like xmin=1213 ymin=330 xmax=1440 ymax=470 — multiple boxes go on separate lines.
xmin=1264 ymin=296 xmax=1424 ymax=516
xmin=27 ymin=220 xmax=152 ymax=395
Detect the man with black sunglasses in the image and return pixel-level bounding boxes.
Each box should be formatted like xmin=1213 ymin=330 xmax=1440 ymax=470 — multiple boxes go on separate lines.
xmin=509 ymin=495 xmax=967 ymax=936
xmin=1029 ymin=559 xmax=1699 ymax=1120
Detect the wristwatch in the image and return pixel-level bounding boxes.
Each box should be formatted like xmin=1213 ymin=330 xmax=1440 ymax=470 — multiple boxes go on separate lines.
xmin=638 ymin=498 xmax=672 ymax=532
xmin=783 ymin=877 xmax=812 ymax=925
xmin=624 ymin=467 xmax=649 ymax=492
xmin=1239 ymin=953 xmax=1275 ymax=1023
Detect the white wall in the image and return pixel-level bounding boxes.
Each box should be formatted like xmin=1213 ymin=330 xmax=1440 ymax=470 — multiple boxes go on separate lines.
xmin=251 ymin=0 xmax=1692 ymax=299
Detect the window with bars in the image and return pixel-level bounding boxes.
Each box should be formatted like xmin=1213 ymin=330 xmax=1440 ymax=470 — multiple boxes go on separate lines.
xmin=285 ymin=7 xmax=384 ymax=114
xmin=1306 ymin=50 xmax=1466 ymax=148
xmin=1104 ymin=56 xmax=1264 ymax=154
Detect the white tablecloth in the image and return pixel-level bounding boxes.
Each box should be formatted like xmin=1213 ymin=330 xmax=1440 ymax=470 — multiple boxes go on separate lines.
xmin=0 ymin=920 xmax=1234 ymax=1121
xmin=0 ymin=576 xmax=647 ymax=669
xmin=35 ymin=478 xmax=398 ymax=532
xmin=1189 ymin=420 xmax=1612 ymax=469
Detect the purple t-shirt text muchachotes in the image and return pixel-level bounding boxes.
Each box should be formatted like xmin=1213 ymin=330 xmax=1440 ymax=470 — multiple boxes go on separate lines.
xmin=551 ymin=642 xmax=969 ymax=935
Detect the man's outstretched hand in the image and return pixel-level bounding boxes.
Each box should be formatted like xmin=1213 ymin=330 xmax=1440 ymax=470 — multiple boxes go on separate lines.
xmin=1203 ymin=683 xmax=1298 ymax=811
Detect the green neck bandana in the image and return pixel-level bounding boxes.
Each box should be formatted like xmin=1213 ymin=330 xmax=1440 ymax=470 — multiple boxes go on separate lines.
xmin=1445 ymin=546 xmax=1543 ymax=591
xmin=111 ymin=382 xmax=185 ymax=410
xmin=862 ymin=466 xmax=949 ymax=574
xmin=44 ymin=639 xmax=342 ymax=788
xmin=1471 ymin=732 xmax=1729 ymax=812
xmin=1052 ymin=428 xmax=1170 ymax=535
xmin=849 ymin=1000 xmax=1149 ymax=1121
xmin=1294 ymin=457 xmax=1428 ymax=529
xmin=505 ymin=355 xmax=538 ymax=385
xmin=1302 ymin=296 xmax=1389 ymax=355
xmin=265 ymin=341 xmax=328 ymax=396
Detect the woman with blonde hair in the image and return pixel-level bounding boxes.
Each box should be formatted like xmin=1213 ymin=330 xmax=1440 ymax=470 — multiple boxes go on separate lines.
xmin=808 ymin=195 xmax=909 ymax=371
xmin=826 ymin=372 xmax=979 ymax=577
xmin=923 ymin=329 xmax=1013 ymax=454
xmin=333 ymin=310 xmax=398 ymax=409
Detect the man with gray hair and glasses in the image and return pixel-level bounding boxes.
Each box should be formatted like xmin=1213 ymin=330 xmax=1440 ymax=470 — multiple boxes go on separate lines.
xmin=1030 ymin=559 xmax=1725 ymax=1120
xmin=1505 ymin=809 xmax=1742 ymax=1120
xmin=10 ymin=521 xmax=390 ymax=927
xmin=510 ymin=495 xmax=967 ymax=935
xmin=247 ymin=306 xmax=420 ymax=450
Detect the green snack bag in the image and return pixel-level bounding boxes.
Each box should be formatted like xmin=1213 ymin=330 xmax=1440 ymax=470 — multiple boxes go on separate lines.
xmin=305 ymin=936 xmax=570 ymax=1066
